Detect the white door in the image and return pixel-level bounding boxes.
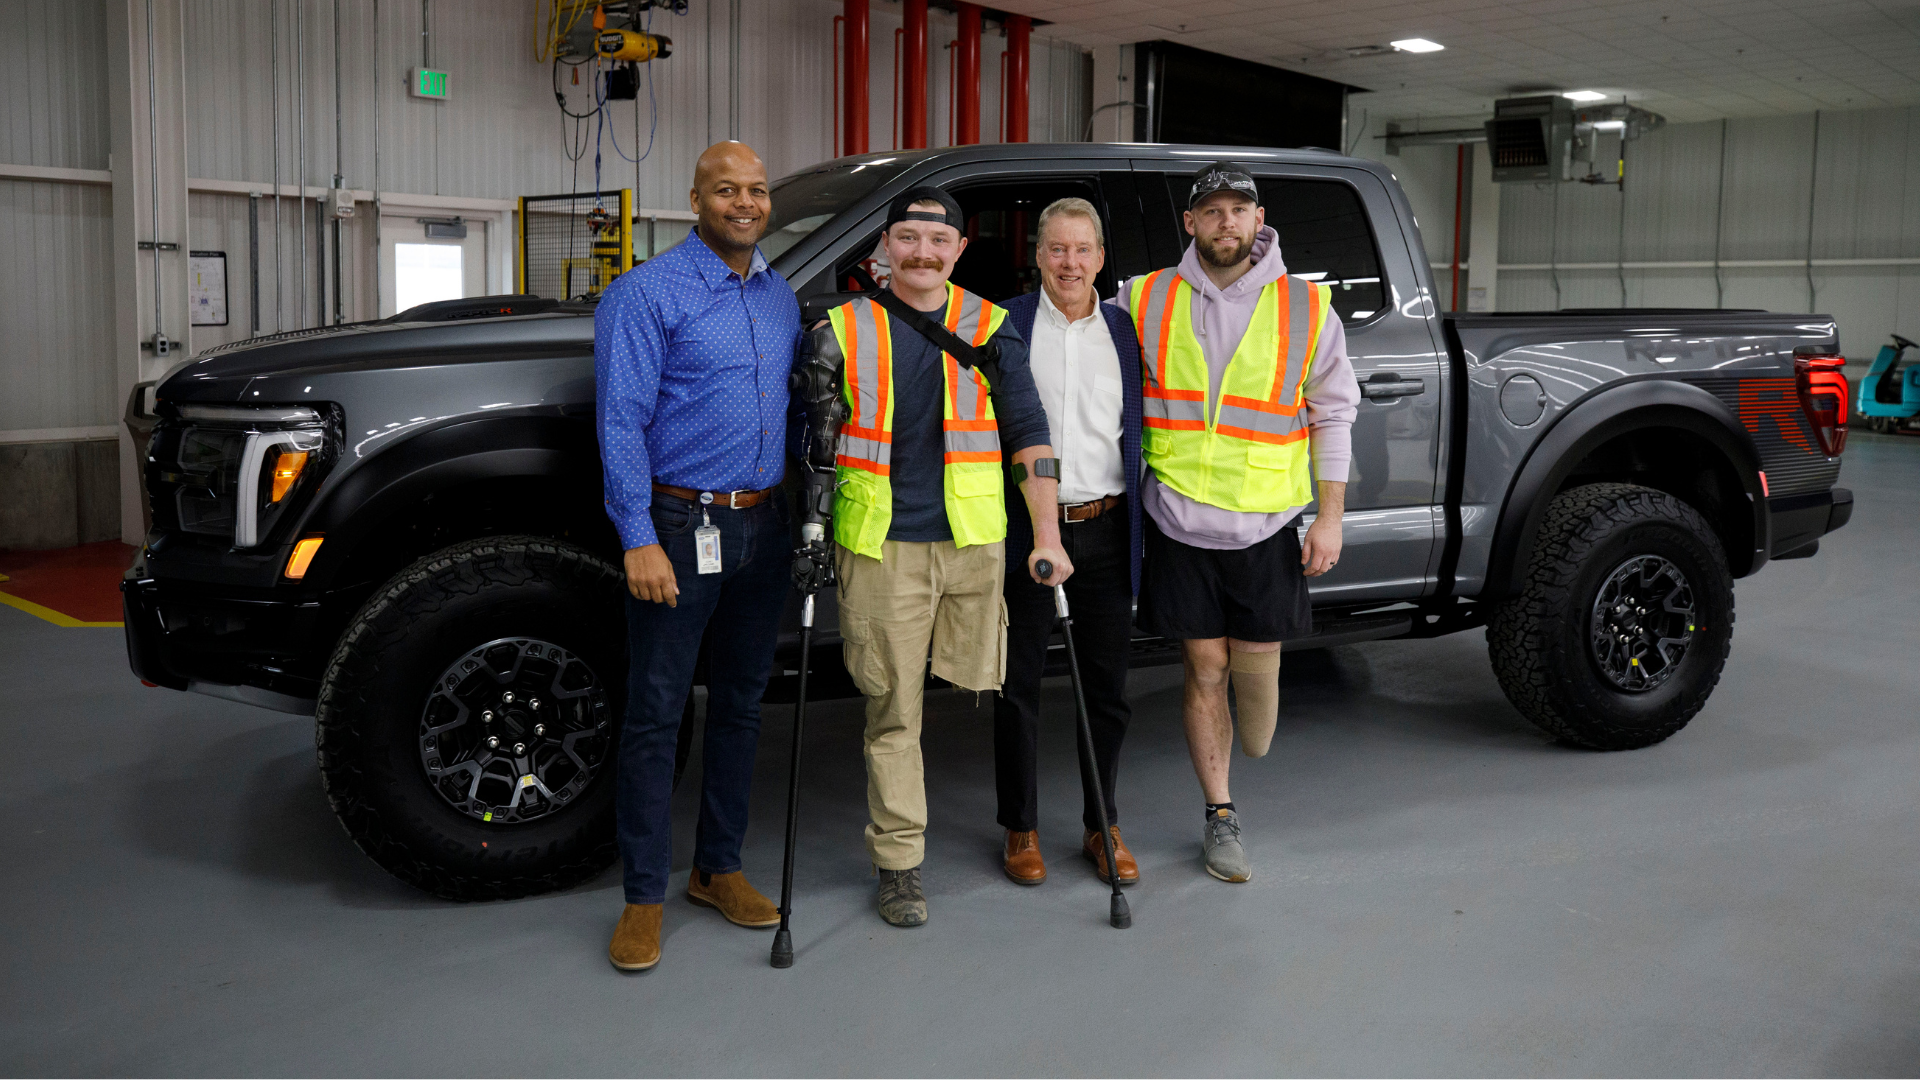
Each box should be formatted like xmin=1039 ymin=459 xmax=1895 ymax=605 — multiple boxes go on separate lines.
xmin=380 ymin=216 xmax=487 ymax=317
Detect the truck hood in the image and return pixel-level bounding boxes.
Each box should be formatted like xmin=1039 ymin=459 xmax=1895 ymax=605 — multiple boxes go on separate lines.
xmin=159 ymin=314 xmax=596 ymax=402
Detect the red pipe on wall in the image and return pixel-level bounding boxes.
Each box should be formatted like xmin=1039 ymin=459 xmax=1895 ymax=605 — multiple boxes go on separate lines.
xmin=901 ymin=0 xmax=926 ymax=149
xmin=842 ymin=0 xmax=869 ymax=157
xmin=954 ymin=2 xmax=981 ymax=145
xmin=1004 ymin=15 xmax=1029 ymax=143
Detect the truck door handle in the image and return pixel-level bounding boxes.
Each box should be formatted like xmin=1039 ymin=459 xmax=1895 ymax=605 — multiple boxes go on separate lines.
xmin=1361 ymin=374 xmax=1426 ymax=401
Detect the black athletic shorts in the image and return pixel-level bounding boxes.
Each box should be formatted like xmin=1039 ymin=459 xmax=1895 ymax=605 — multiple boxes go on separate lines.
xmin=1138 ymin=512 xmax=1313 ymax=642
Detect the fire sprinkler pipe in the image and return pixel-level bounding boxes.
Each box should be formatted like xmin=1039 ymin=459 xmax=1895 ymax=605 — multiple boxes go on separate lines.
xmin=842 ymin=0 xmax=868 ymax=157
xmin=954 ymin=2 xmax=981 ymax=145
xmin=1004 ymin=15 xmax=1029 ymax=143
xmin=901 ymin=0 xmax=927 ymax=149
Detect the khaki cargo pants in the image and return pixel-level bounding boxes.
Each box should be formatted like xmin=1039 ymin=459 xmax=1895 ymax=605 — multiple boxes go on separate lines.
xmin=837 ymin=538 xmax=1008 ymax=870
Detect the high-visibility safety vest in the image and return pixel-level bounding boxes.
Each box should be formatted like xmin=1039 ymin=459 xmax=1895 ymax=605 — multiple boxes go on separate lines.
xmin=828 ymin=283 xmax=1011 ymax=559
xmin=1130 ymin=269 xmax=1332 ymax=513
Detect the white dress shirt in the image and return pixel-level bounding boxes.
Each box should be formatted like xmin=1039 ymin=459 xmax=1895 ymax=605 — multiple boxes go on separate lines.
xmin=1028 ymin=286 xmax=1127 ymax=505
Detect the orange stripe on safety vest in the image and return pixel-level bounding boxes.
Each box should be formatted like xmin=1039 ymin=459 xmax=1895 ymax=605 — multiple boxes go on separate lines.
xmin=842 ymin=308 xmax=862 ymax=425
xmin=1221 ymin=393 xmax=1305 ymax=417
xmin=1143 ymin=416 xmax=1207 ymax=431
xmin=872 ymin=298 xmax=893 ymax=429
xmin=943 ymin=450 xmax=1001 ymax=464
xmin=1153 ymin=271 xmax=1178 ymax=396
xmin=946 ymin=417 xmax=997 ymax=431
xmin=1214 ymin=423 xmax=1310 ymax=446
xmin=835 ymin=454 xmax=891 ymax=475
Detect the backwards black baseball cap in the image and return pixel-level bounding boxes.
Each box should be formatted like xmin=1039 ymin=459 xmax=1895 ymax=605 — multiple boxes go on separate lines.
xmin=1188 ymin=161 xmax=1259 ymax=208
xmin=886 ymin=185 xmax=965 ymax=230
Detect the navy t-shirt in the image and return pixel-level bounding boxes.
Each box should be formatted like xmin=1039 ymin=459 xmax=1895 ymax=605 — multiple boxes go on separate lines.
xmin=886 ymin=301 xmax=1051 ymax=542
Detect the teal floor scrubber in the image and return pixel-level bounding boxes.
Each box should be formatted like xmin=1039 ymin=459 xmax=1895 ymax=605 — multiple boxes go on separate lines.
xmin=1860 ymin=334 xmax=1920 ymax=433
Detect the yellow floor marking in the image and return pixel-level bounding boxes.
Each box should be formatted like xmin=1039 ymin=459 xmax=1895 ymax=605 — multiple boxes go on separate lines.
xmin=0 ymin=591 xmax=122 ymax=628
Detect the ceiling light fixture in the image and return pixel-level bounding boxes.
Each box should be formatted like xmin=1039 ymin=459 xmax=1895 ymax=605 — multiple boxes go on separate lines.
xmin=1562 ymin=90 xmax=1609 ymax=102
xmin=1390 ymin=38 xmax=1444 ymax=53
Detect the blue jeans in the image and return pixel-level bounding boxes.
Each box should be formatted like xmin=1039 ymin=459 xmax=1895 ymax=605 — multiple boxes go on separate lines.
xmin=617 ymin=492 xmax=790 ymax=904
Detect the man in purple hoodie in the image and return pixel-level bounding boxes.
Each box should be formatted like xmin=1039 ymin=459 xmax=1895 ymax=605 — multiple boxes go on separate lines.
xmin=1112 ymin=161 xmax=1360 ymax=883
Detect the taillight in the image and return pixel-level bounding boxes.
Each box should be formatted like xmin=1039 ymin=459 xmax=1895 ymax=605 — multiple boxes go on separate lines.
xmin=1795 ymin=353 xmax=1849 ymax=457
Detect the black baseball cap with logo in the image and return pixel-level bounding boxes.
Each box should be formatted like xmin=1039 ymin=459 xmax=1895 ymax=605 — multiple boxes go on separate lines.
xmin=1188 ymin=161 xmax=1260 ymax=208
xmin=886 ymin=185 xmax=966 ymax=230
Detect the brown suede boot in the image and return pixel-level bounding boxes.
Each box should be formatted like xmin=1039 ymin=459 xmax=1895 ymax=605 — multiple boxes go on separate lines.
xmin=1003 ymin=829 xmax=1047 ymax=885
xmin=1083 ymin=826 xmax=1140 ymax=885
xmin=608 ymin=903 xmax=663 ymax=972
xmin=686 ymin=869 xmax=781 ymax=928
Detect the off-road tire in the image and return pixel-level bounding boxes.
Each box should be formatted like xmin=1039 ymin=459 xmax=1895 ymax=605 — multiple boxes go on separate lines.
xmin=1487 ymin=483 xmax=1734 ymax=750
xmin=317 ymin=536 xmax=624 ymax=900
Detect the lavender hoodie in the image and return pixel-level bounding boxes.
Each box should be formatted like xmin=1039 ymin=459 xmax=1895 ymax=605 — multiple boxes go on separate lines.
xmin=1111 ymin=225 xmax=1360 ymax=550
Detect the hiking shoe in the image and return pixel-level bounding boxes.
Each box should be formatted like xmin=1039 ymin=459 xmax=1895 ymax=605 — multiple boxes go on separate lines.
xmin=1203 ymin=809 xmax=1251 ymax=883
xmin=877 ymin=866 xmax=928 ymax=927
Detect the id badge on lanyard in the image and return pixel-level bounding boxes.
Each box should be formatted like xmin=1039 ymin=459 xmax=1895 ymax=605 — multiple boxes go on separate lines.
xmin=694 ymin=492 xmax=723 ymax=574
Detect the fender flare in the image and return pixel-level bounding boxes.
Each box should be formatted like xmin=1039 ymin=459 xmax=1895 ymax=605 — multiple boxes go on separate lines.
xmin=295 ymin=413 xmax=605 ymax=591
xmin=1482 ymin=378 xmax=1767 ymax=600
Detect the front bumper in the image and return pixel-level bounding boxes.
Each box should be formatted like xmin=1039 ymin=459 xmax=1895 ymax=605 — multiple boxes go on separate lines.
xmin=122 ymin=558 xmax=324 ymax=714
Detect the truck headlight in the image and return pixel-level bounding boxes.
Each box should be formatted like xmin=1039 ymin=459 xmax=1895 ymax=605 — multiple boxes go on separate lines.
xmin=149 ymin=404 xmax=337 ymax=549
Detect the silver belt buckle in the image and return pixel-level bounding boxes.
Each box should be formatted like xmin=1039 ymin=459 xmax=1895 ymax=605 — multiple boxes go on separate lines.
xmin=727 ymin=489 xmax=747 ymax=509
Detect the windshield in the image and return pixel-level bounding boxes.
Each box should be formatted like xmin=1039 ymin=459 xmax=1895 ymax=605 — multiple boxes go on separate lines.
xmin=760 ymin=159 xmax=912 ymax=263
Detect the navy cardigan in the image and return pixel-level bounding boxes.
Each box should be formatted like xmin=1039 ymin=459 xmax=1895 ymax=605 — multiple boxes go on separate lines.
xmin=999 ymin=290 xmax=1144 ymax=596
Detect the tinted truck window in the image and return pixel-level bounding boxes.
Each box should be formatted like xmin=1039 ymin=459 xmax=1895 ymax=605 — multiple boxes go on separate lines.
xmin=1161 ymin=175 xmax=1386 ymax=323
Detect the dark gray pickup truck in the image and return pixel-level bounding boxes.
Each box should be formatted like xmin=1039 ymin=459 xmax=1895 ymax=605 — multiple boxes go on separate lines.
xmin=124 ymin=142 xmax=1854 ymax=900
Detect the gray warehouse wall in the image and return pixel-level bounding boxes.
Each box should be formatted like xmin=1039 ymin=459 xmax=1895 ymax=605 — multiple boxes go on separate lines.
xmin=1359 ymin=103 xmax=1920 ymax=359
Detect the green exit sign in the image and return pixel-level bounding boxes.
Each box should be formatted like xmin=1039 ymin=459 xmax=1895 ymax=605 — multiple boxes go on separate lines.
xmin=409 ymin=67 xmax=450 ymax=100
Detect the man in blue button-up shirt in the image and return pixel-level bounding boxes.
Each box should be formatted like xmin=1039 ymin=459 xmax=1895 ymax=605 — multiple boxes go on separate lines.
xmin=596 ymin=141 xmax=802 ymax=972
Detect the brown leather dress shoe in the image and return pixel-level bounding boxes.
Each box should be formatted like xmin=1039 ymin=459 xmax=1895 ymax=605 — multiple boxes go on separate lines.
xmin=1083 ymin=826 xmax=1139 ymax=885
xmin=686 ymin=869 xmax=781 ymax=928
xmin=1003 ymin=829 xmax=1046 ymax=885
xmin=609 ymin=903 xmax=663 ymax=972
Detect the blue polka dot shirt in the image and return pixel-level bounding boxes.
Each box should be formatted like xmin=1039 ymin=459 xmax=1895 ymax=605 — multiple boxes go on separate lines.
xmin=594 ymin=229 xmax=802 ymax=550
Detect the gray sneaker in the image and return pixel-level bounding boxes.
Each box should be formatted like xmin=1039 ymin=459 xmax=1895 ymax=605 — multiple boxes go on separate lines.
xmin=1203 ymin=809 xmax=1252 ymax=882
xmin=877 ymin=866 xmax=928 ymax=927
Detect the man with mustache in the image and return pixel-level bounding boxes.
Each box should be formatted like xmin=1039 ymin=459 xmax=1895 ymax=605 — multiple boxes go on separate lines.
xmin=1113 ymin=161 xmax=1359 ymax=883
xmin=993 ymin=197 xmax=1145 ymax=889
xmin=795 ymin=186 xmax=1066 ymax=927
xmin=597 ymin=141 xmax=801 ymax=971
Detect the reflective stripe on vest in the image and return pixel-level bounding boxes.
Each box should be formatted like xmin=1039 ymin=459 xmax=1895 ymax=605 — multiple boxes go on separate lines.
xmin=1130 ymin=269 xmax=1331 ymax=512
xmin=828 ymin=283 xmax=1009 ymax=558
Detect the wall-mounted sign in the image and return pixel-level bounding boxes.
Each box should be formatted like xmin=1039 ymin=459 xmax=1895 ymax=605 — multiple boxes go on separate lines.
xmin=188 ymin=250 xmax=228 ymax=326
xmin=410 ymin=67 xmax=450 ymax=100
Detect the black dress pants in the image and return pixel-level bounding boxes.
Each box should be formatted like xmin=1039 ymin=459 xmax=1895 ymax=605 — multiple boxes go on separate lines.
xmin=994 ymin=505 xmax=1132 ymax=834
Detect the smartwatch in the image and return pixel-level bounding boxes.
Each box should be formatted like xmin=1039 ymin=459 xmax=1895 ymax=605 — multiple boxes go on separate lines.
xmin=1011 ymin=457 xmax=1061 ymax=485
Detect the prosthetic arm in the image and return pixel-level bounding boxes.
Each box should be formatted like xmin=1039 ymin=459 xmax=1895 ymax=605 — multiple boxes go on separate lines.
xmin=789 ymin=322 xmax=848 ymax=594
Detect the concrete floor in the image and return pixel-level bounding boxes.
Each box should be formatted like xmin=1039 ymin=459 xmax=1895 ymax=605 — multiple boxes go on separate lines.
xmin=4 ymin=435 xmax=1917 ymax=1076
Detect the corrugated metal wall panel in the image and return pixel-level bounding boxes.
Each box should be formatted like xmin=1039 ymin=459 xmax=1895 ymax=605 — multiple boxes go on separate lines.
xmin=1720 ymin=114 xmax=1818 ymax=263
xmin=172 ymin=0 xmax=1088 ymax=210
xmin=0 ymin=179 xmax=117 ymax=430
xmin=0 ymin=0 xmax=112 ymax=170
xmin=1373 ymin=104 xmax=1920 ymax=350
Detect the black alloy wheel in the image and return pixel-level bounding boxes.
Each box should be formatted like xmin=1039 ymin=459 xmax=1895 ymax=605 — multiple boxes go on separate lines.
xmin=1588 ymin=555 xmax=1696 ymax=691
xmin=419 ymin=637 xmax=612 ymax=826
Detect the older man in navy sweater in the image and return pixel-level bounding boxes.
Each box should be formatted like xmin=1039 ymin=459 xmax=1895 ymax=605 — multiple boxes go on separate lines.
xmin=995 ymin=197 xmax=1146 ymax=889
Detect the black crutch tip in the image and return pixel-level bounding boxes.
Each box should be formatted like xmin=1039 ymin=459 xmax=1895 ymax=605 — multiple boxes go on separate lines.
xmin=1110 ymin=895 xmax=1132 ymax=929
xmin=770 ymin=928 xmax=794 ymax=968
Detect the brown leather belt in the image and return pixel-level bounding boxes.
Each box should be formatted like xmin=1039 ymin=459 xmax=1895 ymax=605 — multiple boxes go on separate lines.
xmin=1060 ymin=494 xmax=1122 ymax=523
xmin=652 ymin=481 xmax=780 ymax=509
